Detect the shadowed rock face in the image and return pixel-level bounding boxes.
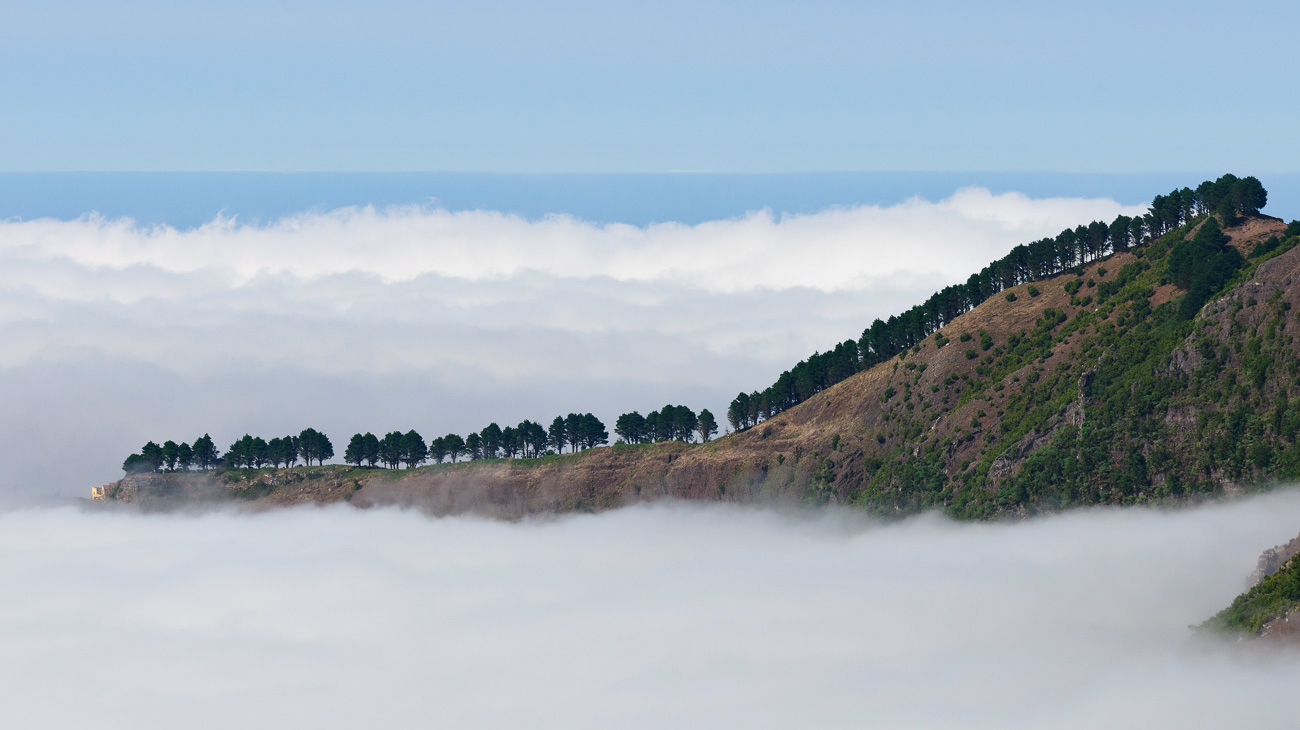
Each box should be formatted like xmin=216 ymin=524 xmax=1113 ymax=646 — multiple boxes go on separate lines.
xmin=108 ymin=215 xmax=1300 ymax=520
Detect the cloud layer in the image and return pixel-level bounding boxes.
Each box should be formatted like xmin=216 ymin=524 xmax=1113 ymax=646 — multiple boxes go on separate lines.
xmin=3 ymin=495 xmax=1300 ymax=728
xmin=0 ymin=190 xmax=1144 ymax=499
xmin=3 ymin=187 xmax=1141 ymax=294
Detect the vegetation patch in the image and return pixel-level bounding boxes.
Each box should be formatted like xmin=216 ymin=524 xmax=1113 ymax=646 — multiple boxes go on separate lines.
xmin=1202 ymin=556 xmax=1300 ymax=635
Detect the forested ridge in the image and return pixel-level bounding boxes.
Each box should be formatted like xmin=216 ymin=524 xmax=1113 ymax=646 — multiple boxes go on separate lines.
xmin=112 ymin=174 xmax=1300 ymax=531
xmin=725 ymin=174 xmax=1271 ymax=431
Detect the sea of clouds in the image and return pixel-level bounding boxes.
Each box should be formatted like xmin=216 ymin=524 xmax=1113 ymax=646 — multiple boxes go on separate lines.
xmin=0 ymin=188 xmax=1145 ymax=501
xmin=3 ymin=494 xmax=1300 ymax=729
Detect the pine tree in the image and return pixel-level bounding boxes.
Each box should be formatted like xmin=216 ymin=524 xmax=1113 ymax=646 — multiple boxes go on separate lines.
xmin=480 ymin=423 xmax=502 ymax=459
xmin=192 ymin=434 xmax=217 ymax=471
xmin=548 ymin=417 xmax=567 ymax=455
xmin=429 ymin=436 xmax=448 ymax=464
xmin=580 ymin=413 xmax=608 ymax=449
xmin=616 ymin=411 xmax=647 ymax=444
xmin=697 ymin=409 xmax=718 ymax=442
xmin=141 ymin=441 xmax=164 ymax=471
xmin=379 ymin=431 xmax=403 ymax=468
xmin=443 ymin=433 xmax=465 ymax=463
xmin=345 ymin=433 xmax=367 ymax=467
xmin=401 ymin=430 xmax=428 ymax=468
xmin=564 ymin=414 xmax=582 ymax=452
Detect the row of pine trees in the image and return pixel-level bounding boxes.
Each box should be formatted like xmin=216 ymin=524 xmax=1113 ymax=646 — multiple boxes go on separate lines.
xmin=123 ymin=429 xmax=334 ymax=473
xmin=341 ymin=413 xmax=609 ymax=468
xmin=123 ymin=404 xmax=728 ymax=474
xmin=725 ymin=174 xmax=1271 ymax=432
xmin=122 ymin=174 xmax=1276 ymax=474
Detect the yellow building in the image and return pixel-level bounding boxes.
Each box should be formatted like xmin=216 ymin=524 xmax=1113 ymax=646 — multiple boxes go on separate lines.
xmin=90 ymin=486 xmax=106 ymax=501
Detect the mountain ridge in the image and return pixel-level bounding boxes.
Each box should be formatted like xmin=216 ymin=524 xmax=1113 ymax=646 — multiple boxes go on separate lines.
xmin=105 ymin=211 xmax=1299 ymax=521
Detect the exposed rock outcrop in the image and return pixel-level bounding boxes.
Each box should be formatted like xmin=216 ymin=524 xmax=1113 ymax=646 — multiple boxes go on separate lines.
xmin=1249 ymin=533 xmax=1300 ymax=586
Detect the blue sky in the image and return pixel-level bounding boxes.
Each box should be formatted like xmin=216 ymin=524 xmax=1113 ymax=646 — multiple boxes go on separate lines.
xmin=3 ymin=0 xmax=1298 ymax=172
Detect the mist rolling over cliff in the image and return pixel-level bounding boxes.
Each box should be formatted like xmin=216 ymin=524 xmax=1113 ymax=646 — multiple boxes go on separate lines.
xmin=5 ymin=496 xmax=1300 ymax=729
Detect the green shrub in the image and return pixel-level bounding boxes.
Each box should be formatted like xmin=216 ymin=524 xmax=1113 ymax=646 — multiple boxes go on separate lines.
xmin=1252 ymin=236 xmax=1281 ymax=258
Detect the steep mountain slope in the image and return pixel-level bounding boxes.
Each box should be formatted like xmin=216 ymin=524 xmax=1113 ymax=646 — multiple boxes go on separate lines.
xmin=1202 ymin=530 xmax=1300 ymax=640
xmin=107 ymin=214 xmax=1298 ymax=518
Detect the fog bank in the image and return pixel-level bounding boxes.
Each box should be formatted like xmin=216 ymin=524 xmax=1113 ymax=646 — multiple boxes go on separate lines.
xmin=0 ymin=189 xmax=1144 ymax=501
xmin=4 ymin=493 xmax=1300 ymax=728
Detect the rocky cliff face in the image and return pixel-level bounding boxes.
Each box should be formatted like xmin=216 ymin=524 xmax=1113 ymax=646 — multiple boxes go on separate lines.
xmin=1249 ymin=533 xmax=1300 ymax=586
xmin=108 ymin=215 xmax=1299 ymax=520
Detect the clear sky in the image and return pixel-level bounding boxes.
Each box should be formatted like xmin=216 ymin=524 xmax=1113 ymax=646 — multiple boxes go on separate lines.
xmin=3 ymin=0 xmax=1298 ymax=172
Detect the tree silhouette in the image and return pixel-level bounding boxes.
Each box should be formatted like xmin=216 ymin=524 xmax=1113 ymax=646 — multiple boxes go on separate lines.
xmin=401 ymin=430 xmax=428 ymax=468
xmin=548 ymin=416 xmax=567 ymax=455
xmin=444 ymin=433 xmax=465 ymax=463
xmin=429 ymin=436 xmax=448 ymax=464
xmin=192 ymin=434 xmax=218 ymax=471
xmin=616 ymin=411 xmax=647 ymax=444
xmin=137 ymin=441 xmax=162 ymax=467
xmin=297 ymin=428 xmax=333 ymax=466
xmin=379 ymin=431 xmax=403 ymax=468
xmin=480 ymin=423 xmax=502 ymax=459
xmin=501 ymin=425 xmax=519 ymax=458
xmin=122 ymin=452 xmax=151 ymax=474
xmin=579 ymin=413 xmax=608 ymax=449
xmin=522 ymin=420 xmax=548 ymax=456
xmin=561 ymin=414 xmax=581 ymax=453
xmin=697 ymin=409 xmax=718 ymax=442
xmin=345 ymin=433 xmax=367 ymax=467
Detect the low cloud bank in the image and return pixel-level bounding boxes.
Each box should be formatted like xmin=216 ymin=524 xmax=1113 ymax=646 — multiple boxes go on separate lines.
xmin=4 ymin=493 xmax=1300 ymax=728
xmin=0 ymin=189 xmax=1144 ymax=499
xmin=1 ymin=188 xmax=1143 ymax=294
xmin=0 ymin=188 xmax=1142 ymax=376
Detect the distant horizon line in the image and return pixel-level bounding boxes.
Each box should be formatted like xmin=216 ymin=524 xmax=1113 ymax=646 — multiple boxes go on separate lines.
xmin=2 ymin=169 xmax=1286 ymax=176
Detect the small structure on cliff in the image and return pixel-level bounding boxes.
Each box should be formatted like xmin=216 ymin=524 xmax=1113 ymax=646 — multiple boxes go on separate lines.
xmin=90 ymin=486 xmax=106 ymax=501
